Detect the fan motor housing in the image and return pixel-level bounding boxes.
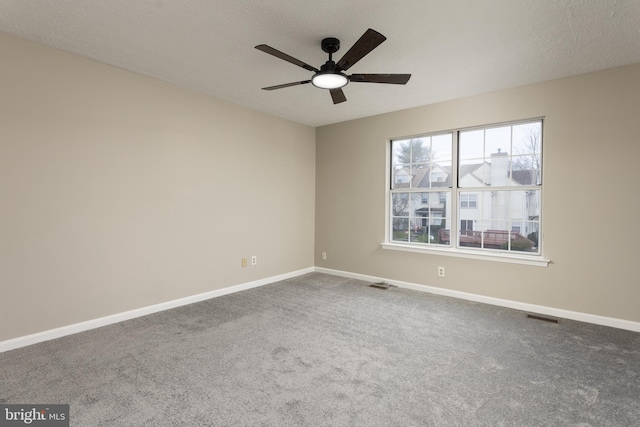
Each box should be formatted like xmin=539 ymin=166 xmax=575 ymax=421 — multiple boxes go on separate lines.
xmin=321 ymin=37 xmax=340 ymax=54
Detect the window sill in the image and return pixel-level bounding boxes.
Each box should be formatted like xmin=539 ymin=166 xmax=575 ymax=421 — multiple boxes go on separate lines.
xmin=381 ymin=242 xmax=550 ymax=267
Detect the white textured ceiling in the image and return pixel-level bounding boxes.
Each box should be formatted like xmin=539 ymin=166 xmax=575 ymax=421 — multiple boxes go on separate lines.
xmin=1 ymin=0 xmax=639 ymax=127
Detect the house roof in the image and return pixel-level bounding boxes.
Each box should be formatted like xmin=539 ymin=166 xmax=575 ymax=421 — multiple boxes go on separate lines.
xmin=398 ymin=161 xmax=538 ymax=189
xmin=512 ymin=170 xmax=539 ymax=186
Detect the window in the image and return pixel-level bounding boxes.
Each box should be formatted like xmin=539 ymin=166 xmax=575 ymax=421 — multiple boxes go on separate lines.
xmin=395 ymin=172 xmax=409 ymax=184
xmin=391 ymin=134 xmax=452 ymax=245
xmin=461 ymin=220 xmax=474 ymax=231
xmin=389 ymin=119 xmax=543 ymax=258
xmin=460 ymin=193 xmax=477 ymax=208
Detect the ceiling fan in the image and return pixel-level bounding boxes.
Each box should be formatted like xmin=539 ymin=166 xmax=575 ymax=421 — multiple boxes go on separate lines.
xmin=255 ymin=28 xmax=411 ymax=104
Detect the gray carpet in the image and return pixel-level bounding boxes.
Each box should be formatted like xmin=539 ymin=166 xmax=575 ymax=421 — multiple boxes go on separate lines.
xmin=1 ymin=273 xmax=639 ymax=426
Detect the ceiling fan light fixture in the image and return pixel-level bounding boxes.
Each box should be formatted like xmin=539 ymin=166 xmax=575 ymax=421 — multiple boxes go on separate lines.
xmin=311 ymin=72 xmax=348 ymax=89
xmin=256 ymin=29 xmax=410 ymax=104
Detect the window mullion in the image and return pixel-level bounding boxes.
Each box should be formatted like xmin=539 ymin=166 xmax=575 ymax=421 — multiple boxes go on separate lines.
xmin=451 ymin=131 xmax=459 ymax=249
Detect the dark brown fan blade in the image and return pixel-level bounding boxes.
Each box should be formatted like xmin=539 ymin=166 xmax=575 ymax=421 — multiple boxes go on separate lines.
xmin=261 ymin=80 xmax=312 ymax=91
xmin=330 ymin=88 xmax=347 ymax=104
xmin=255 ymin=45 xmax=319 ymax=73
xmin=349 ymin=74 xmax=411 ymax=84
xmin=335 ymin=29 xmax=387 ymax=71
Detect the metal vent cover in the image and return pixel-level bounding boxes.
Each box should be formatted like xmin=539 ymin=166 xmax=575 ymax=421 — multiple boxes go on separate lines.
xmin=527 ymin=314 xmax=559 ymax=324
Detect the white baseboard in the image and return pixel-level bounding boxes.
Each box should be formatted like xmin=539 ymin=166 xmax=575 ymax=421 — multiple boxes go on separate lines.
xmin=0 ymin=267 xmax=314 ymax=353
xmin=3 ymin=265 xmax=637 ymax=354
xmin=314 ymin=267 xmax=640 ymax=333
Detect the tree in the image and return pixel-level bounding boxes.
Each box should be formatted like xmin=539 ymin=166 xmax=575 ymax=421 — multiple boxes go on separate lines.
xmin=513 ymin=125 xmax=541 ymax=172
xmin=392 ymin=193 xmax=409 ymax=216
xmin=394 ymin=138 xmax=432 ymax=165
xmin=511 ymin=124 xmax=542 ymax=186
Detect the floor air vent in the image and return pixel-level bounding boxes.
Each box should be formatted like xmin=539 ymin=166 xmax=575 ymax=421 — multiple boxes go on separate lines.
xmin=526 ymin=314 xmax=559 ymax=324
xmin=369 ymin=282 xmax=391 ymax=290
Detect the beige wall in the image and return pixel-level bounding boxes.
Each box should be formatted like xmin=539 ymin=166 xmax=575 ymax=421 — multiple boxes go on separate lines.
xmin=0 ymin=32 xmax=316 ymax=342
xmin=2 ymin=29 xmax=638 ymax=344
xmin=316 ymin=63 xmax=640 ymax=323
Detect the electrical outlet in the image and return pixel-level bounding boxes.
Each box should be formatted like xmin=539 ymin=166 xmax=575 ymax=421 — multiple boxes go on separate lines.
xmin=437 ymin=266 xmax=445 ymax=277
xmin=251 ymin=255 xmax=257 ymax=266
xmin=242 ymin=258 xmax=248 ymax=268
xmin=322 ymin=252 xmax=327 ymax=260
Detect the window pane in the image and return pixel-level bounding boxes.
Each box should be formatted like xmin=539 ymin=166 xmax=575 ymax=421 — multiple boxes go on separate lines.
xmin=391 ymin=192 xmax=410 ymax=243
xmin=431 ymin=161 xmax=451 ymax=187
xmin=485 ymin=126 xmax=511 ymax=158
xmin=392 ymin=134 xmax=452 ymax=190
xmin=459 ymin=191 xmax=482 ymax=247
xmin=409 ymin=218 xmax=423 ymax=242
xmin=411 ymin=165 xmax=430 ymax=188
xmin=512 ymin=155 xmax=537 ymax=171
xmin=460 ymin=120 xmax=542 ymax=188
xmin=410 ymin=193 xmax=428 ymax=241
xmin=489 ymin=151 xmax=511 ymax=187
xmin=392 ymin=193 xmax=410 ymax=216
xmin=512 ymin=122 xmax=542 ymax=156
xmin=509 ymin=233 xmax=537 ymax=252
xmin=392 ymin=217 xmax=409 ymax=242
xmin=459 ymin=129 xmax=484 ymax=160
xmin=524 ymin=190 xmax=541 ymax=218
xmin=432 ymin=134 xmax=453 ymax=161
xmin=430 ymin=216 xmax=450 ymax=245
xmin=489 ymin=191 xmax=509 ymax=229
xmin=511 ymin=155 xmax=541 ymax=185
xmin=456 ymin=190 xmax=541 ymax=253
xmin=409 ymin=192 xmax=425 ymax=213
xmin=520 ymin=222 xmax=540 ymax=251
xmin=392 ymin=140 xmax=411 ymax=166
xmin=481 ymin=224 xmax=511 ymax=250
xmin=409 ymin=191 xmax=451 ymax=245
xmin=430 ymin=191 xmax=451 ymax=245
xmin=411 ymin=138 xmax=430 ymax=163
xmin=459 ymin=162 xmax=488 ymax=187
xmin=459 ymin=127 xmax=486 ymax=185
xmin=391 ymin=190 xmax=451 ymax=245
xmin=392 ymin=166 xmax=410 ymax=188
xmin=391 ymin=137 xmax=431 ymax=166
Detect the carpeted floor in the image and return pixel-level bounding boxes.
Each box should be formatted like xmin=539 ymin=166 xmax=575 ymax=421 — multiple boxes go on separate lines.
xmin=1 ymin=273 xmax=639 ymax=426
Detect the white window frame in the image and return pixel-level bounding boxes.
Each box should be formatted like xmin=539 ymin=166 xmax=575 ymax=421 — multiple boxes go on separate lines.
xmin=383 ymin=118 xmax=549 ymax=267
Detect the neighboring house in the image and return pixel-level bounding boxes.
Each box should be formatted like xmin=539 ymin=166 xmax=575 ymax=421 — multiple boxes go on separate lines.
xmin=393 ymin=150 xmax=540 ymax=248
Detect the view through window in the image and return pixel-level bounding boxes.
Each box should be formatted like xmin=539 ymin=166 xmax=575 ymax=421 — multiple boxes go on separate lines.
xmin=390 ymin=120 xmax=542 ymax=255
